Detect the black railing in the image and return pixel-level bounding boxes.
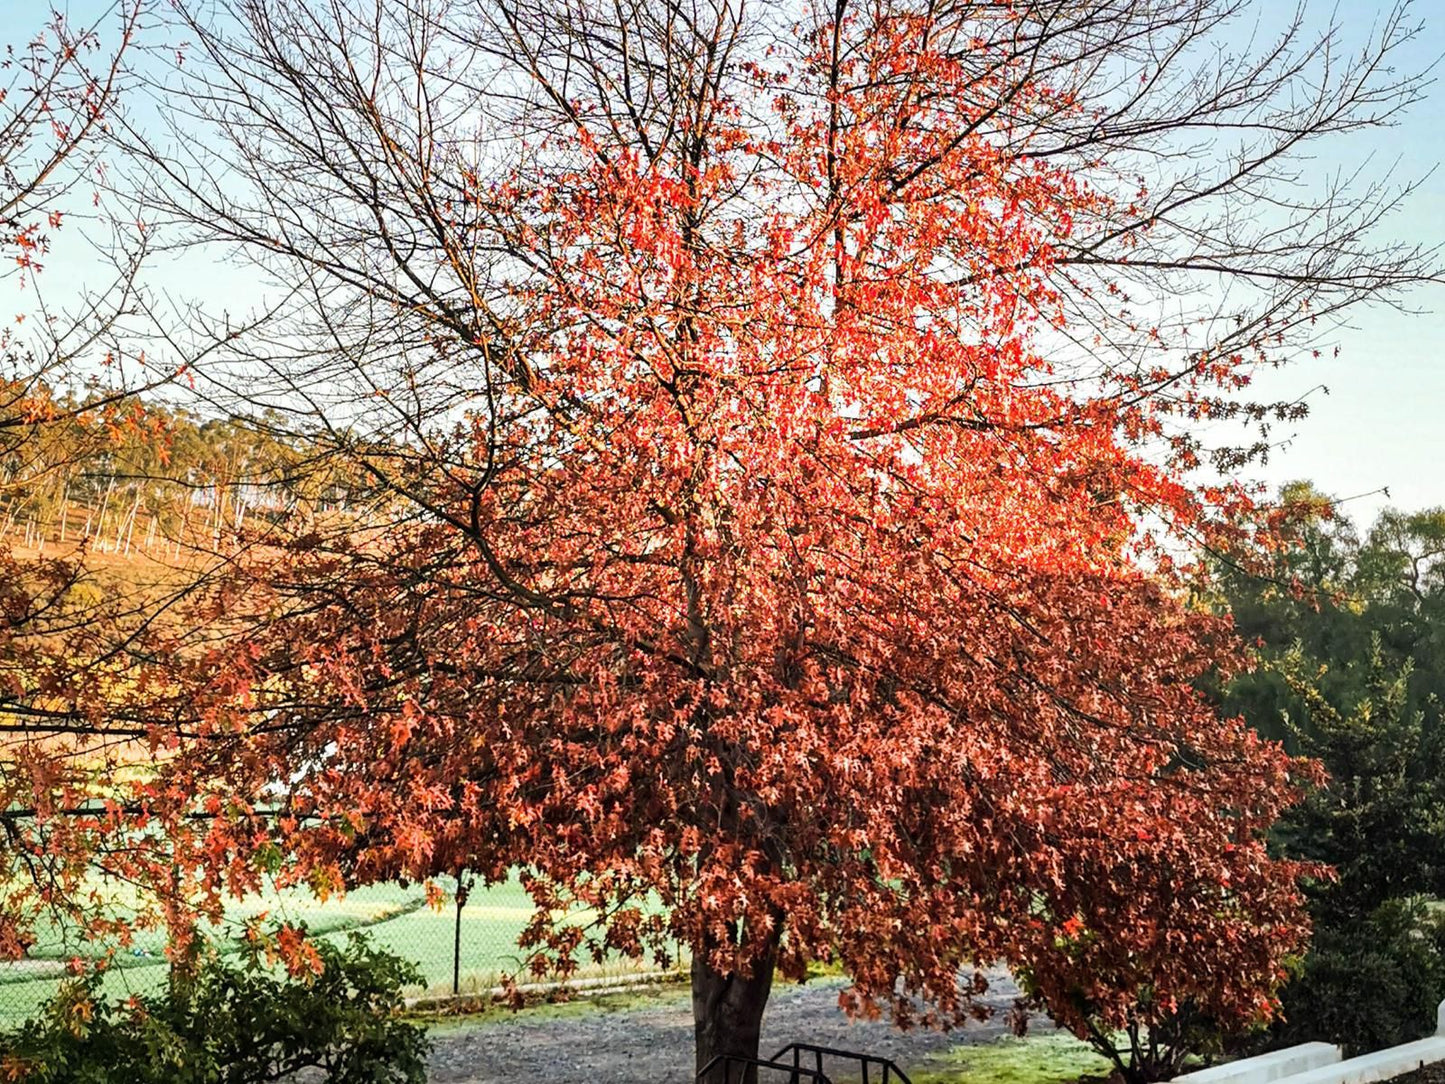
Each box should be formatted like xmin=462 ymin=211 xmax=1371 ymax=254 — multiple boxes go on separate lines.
xmin=695 ymin=1053 xmax=834 ymax=1084
xmin=768 ymin=1043 xmax=913 ymax=1084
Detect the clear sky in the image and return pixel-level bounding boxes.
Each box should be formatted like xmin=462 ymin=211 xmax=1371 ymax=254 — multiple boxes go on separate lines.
xmin=5 ymin=0 xmax=1443 ymax=527
xmin=1206 ymin=0 xmax=1445 ymax=525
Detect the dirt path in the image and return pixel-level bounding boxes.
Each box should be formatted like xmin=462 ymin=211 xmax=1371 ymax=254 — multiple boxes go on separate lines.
xmin=425 ymin=968 xmax=1054 ymax=1083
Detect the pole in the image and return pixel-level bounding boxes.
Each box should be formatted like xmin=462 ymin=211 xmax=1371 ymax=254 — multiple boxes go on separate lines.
xmin=453 ymin=868 xmax=468 ymax=997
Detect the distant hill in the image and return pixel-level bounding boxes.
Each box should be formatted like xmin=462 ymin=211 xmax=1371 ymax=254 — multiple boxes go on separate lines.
xmin=2 ymin=387 xmax=365 ymax=563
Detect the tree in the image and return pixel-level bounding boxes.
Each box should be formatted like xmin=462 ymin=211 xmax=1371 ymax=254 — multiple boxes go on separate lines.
xmin=1209 ymin=493 xmax=1445 ymax=1053
xmin=119 ymin=1 xmax=1434 ymax=1078
xmin=2 ymin=1 xmax=154 ymax=489
xmin=0 ymin=1 xmax=202 ymax=958
xmin=1277 ymin=640 xmax=1445 ymax=924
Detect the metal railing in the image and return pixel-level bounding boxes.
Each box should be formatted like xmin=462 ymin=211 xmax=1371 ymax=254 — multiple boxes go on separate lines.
xmin=769 ymin=1043 xmax=913 ymax=1084
xmin=696 ymin=1053 xmax=835 ymax=1084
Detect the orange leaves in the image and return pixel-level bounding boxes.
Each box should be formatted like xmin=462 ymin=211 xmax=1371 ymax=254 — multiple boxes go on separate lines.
xmin=96 ymin=0 xmax=1323 ymax=1053
xmin=424 ymin=881 xmax=447 ymax=911
xmin=240 ymin=920 xmax=324 ymax=979
xmin=274 ymin=925 xmax=324 ymax=978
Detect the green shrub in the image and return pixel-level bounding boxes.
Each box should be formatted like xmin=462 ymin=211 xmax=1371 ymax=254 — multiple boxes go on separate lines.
xmin=0 ymin=930 xmax=430 ymax=1082
xmin=1276 ymin=898 xmax=1445 ymax=1056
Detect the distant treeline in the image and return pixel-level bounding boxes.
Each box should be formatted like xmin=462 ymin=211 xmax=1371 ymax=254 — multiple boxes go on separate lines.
xmin=0 ymin=383 xmax=363 ymax=557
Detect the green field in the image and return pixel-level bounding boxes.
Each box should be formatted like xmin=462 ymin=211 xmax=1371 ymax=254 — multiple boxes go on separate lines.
xmin=0 ymin=877 xmax=677 ymax=1027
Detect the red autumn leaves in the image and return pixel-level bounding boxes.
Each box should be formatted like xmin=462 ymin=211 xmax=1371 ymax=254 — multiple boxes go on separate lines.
xmin=137 ymin=0 xmax=1323 ymax=1050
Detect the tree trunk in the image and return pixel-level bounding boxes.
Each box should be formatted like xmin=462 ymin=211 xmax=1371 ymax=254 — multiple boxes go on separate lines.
xmin=692 ymin=941 xmax=777 ymax=1084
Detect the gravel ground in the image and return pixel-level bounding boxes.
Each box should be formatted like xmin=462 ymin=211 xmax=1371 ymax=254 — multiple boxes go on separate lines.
xmin=424 ymin=966 xmax=1055 ymax=1084
xmin=1379 ymin=1063 xmax=1445 ymax=1084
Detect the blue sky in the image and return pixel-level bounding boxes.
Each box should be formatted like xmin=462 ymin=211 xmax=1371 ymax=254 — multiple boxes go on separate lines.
xmin=1204 ymin=0 xmax=1445 ymax=524
xmin=5 ymin=0 xmax=1443 ymax=527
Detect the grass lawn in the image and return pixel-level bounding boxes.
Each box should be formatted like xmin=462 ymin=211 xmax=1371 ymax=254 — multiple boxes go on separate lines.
xmin=908 ymin=1034 xmax=1116 ymax=1084
xmin=0 ymin=876 xmax=675 ymax=1027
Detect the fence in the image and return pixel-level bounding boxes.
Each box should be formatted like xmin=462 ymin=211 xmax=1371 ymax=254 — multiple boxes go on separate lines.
xmin=0 ymin=873 xmax=682 ymax=1027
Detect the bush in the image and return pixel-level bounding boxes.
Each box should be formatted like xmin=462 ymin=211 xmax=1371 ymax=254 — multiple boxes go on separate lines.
xmin=1276 ymin=898 xmax=1445 ymax=1056
xmin=0 ymin=930 xmax=430 ymax=1083
xmin=1253 ymin=639 xmax=1445 ymax=1054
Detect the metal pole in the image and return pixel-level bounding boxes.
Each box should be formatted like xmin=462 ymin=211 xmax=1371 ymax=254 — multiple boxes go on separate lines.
xmin=453 ymin=868 xmax=468 ymax=997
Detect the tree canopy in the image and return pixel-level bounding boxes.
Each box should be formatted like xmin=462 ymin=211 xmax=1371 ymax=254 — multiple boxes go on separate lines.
xmin=1209 ymin=488 xmax=1445 ymax=1052
xmin=107 ymin=1 xmax=1436 ymax=1078
xmin=0 ymin=1 xmax=1438 ymax=1080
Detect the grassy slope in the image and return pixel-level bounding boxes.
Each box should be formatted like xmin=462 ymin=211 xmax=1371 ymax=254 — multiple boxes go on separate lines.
xmin=0 ymin=877 xmax=674 ymax=1026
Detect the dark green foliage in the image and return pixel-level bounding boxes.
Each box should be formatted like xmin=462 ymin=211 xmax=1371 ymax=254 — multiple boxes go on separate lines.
xmin=1269 ymin=642 xmax=1445 ymax=1053
xmin=1210 ymin=487 xmax=1445 ymax=1053
xmin=0 ymin=932 xmax=429 ymax=1083
xmin=1275 ymin=899 xmax=1445 ymax=1056
xmin=1272 ymin=643 xmax=1445 ymax=921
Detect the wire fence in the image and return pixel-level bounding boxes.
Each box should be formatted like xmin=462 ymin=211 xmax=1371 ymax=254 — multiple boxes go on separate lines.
xmin=0 ymin=873 xmax=682 ymax=1027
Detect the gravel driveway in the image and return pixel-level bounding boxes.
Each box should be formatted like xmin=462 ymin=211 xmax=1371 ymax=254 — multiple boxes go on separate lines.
xmin=425 ymin=967 xmax=1054 ymax=1083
